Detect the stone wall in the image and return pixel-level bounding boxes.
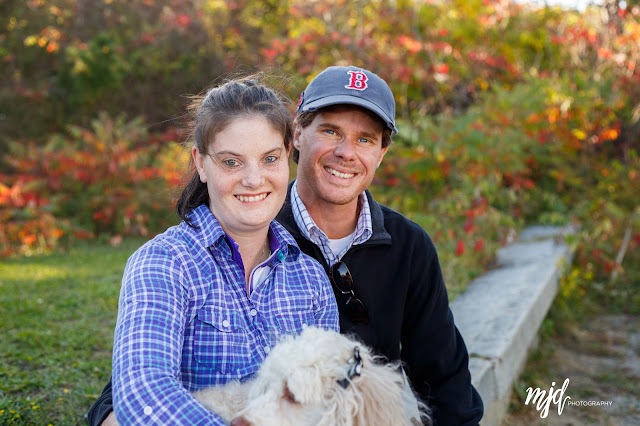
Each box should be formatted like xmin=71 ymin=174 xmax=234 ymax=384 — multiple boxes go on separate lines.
xmin=450 ymin=226 xmax=576 ymax=426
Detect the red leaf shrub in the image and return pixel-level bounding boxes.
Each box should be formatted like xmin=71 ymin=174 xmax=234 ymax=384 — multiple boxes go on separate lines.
xmin=1 ymin=113 xmax=188 ymax=256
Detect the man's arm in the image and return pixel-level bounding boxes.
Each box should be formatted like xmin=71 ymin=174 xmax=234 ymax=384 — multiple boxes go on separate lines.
xmin=87 ymin=379 xmax=115 ymax=426
xmin=402 ymin=231 xmax=484 ymax=425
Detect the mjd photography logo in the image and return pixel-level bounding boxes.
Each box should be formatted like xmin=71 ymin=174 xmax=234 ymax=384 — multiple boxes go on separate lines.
xmin=524 ymin=378 xmax=613 ymax=418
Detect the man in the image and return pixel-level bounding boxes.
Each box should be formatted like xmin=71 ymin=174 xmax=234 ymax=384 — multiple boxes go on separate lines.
xmin=88 ymin=66 xmax=483 ymax=425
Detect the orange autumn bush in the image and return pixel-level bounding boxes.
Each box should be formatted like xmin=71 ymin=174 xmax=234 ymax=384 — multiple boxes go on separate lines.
xmin=1 ymin=113 xmax=188 ymax=256
xmin=1 ymin=0 xmax=638 ymax=302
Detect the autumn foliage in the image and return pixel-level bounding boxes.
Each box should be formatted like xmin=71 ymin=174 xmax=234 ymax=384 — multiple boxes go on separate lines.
xmin=1 ymin=0 xmax=639 ymax=303
xmin=1 ymin=113 xmax=188 ymax=255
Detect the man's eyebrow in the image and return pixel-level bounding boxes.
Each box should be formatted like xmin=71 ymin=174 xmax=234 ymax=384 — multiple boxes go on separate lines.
xmin=358 ymin=130 xmax=382 ymax=140
xmin=317 ymin=123 xmax=340 ymax=132
xmin=317 ymin=123 xmax=380 ymax=139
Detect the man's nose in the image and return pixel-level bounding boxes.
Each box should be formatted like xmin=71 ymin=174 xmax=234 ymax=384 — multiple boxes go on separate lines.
xmin=333 ymin=138 xmax=356 ymax=160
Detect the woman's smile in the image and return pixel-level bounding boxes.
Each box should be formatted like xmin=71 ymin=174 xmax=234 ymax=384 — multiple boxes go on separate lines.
xmin=235 ymin=192 xmax=270 ymax=203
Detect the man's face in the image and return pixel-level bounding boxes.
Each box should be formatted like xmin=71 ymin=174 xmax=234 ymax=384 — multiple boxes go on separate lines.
xmin=293 ymin=106 xmax=388 ymax=209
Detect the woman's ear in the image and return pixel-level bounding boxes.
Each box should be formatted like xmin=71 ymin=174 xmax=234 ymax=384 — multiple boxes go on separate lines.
xmin=192 ymin=145 xmax=207 ymax=183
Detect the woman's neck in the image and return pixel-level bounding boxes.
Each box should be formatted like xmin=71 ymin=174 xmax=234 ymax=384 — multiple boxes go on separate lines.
xmin=228 ymin=229 xmax=271 ymax=287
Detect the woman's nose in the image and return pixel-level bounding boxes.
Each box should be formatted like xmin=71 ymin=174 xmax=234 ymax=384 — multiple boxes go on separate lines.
xmin=241 ymin=164 xmax=265 ymax=188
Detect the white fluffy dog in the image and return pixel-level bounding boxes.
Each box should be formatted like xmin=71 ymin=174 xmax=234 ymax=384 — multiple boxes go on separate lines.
xmin=193 ymin=326 xmax=431 ymax=426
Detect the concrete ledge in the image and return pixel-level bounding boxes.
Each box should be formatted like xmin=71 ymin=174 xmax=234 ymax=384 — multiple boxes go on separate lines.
xmin=450 ymin=225 xmax=575 ymax=426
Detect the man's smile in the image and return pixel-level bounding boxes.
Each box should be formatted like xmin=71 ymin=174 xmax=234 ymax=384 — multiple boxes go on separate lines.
xmin=325 ymin=167 xmax=356 ymax=179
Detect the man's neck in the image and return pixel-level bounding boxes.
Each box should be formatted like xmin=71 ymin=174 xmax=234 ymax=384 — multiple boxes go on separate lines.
xmin=298 ymin=190 xmax=360 ymax=240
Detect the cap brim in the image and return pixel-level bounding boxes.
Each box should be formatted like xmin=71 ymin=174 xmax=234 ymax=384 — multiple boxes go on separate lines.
xmin=301 ymin=95 xmax=398 ymax=135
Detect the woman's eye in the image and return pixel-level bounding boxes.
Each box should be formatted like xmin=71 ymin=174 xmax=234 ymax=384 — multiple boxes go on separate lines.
xmin=264 ymin=155 xmax=278 ymax=164
xmin=223 ymin=159 xmax=239 ymax=167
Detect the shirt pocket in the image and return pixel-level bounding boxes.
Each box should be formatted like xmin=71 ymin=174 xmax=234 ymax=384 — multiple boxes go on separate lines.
xmin=275 ymin=310 xmax=316 ymax=335
xmin=192 ymin=307 xmax=250 ymax=374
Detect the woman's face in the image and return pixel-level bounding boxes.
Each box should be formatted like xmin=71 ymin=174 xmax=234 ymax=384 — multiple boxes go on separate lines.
xmin=193 ymin=116 xmax=290 ymax=239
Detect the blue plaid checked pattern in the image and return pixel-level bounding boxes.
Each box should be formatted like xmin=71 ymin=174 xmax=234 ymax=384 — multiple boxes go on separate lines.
xmin=112 ymin=204 xmax=339 ymax=425
xmin=291 ymin=179 xmax=373 ymax=266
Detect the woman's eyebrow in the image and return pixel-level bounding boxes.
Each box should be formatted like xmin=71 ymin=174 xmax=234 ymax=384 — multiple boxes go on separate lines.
xmin=261 ymin=147 xmax=284 ymax=155
xmin=212 ymin=146 xmax=284 ymax=157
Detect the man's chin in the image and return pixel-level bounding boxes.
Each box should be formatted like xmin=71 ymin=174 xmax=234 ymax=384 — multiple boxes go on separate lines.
xmin=317 ymin=186 xmax=361 ymax=206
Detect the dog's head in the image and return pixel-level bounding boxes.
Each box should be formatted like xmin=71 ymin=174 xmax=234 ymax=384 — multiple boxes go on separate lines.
xmin=231 ymin=327 xmax=430 ymax=426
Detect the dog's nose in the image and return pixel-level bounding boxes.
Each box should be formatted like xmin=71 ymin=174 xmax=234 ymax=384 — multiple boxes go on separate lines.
xmin=230 ymin=417 xmax=251 ymax=426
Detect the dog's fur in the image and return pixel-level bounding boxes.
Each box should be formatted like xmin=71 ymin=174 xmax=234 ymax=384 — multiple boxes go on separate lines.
xmin=193 ymin=327 xmax=431 ymax=426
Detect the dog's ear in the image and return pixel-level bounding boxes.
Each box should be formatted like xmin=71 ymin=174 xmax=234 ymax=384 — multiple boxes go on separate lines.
xmin=350 ymin=357 xmax=431 ymax=426
xmin=337 ymin=346 xmax=362 ymax=389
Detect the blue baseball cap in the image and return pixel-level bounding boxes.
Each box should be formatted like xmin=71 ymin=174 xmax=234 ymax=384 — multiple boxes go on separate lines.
xmin=297 ymin=66 xmax=398 ymax=135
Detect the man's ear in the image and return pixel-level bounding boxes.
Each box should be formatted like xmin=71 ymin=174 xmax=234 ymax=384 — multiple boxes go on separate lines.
xmin=377 ymin=146 xmax=389 ymax=168
xmin=192 ymin=145 xmax=207 ymax=183
xmin=293 ymin=121 xmax=302 ymax=151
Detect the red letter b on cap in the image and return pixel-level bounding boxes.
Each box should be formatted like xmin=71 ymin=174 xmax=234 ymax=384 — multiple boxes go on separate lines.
xmin=345 ymin=71 xmax=368 ymax=91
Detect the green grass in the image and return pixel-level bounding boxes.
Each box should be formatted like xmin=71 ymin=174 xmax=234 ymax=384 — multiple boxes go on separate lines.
xmin=0 ymin=227 xmax=480 ymax=425
xmin=0 ymin=238 xmax=147 ymax=425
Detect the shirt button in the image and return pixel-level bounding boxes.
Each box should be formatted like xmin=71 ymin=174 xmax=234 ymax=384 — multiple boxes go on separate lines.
xmin=301 ymin=323 xmax=308 ymax=328
xmin=249 ymin=309 xmax=257 ymax=317
xmin=222 ymin=319 xmax=230 ymax=327
xmin=143 ymin=406 xmax=153 ymax=415
xmin=264 ymin=346 xmax=271 ymax=353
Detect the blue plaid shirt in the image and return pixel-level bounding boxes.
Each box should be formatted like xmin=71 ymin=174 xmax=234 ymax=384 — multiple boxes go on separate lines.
xmin=291 ymin=179 xmax=373 ymax=266
xmin=112 ymin=204 xmax=339 ymax=425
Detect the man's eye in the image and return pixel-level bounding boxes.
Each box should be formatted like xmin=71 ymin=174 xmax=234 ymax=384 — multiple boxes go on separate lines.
xmin=358 ymin=138 xmax=371 ymax=143
xmin=324 ymin=129 xmax=336 ymax=135
xmin=264 ymin=155 xmax=278 ymax=163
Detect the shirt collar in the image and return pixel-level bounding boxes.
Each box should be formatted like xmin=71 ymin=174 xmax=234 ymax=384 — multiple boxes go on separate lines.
xmin=354 ymin=191 xmax=373 ymax=245
xmin=290 ymin=180 xmax=372 ymax=251
xmin=187 ymin=204 xmax=300 ymax=261
xmin=291 ymin=180 xmax=317 ymax=243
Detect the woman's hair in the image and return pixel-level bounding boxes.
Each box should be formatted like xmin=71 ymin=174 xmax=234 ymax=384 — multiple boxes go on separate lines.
xmin=176 ymin=75 xmax=294 ymax=226
xmin=292 ymin=105 xmax=393 ymax=163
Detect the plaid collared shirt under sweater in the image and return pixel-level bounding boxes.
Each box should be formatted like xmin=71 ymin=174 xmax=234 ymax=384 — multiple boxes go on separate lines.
xmin=112 ymin=204 xmax=339 ymax=425
xmin=290 ymin=179 xmax=373 ymax=266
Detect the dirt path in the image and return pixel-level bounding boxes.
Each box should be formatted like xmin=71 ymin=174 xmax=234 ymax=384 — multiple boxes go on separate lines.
xmin=502 ymin=314 xmax=640 ymax=426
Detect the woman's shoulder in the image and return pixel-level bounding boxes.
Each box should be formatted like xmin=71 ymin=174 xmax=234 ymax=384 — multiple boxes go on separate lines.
xmin=129 ymin=222 xmax=191 ymax=257
xmin=295 ymin=250 xmax=326 ymax=271
xmin=125 ymin=221 xmax=213 ymax=277
xmin=122 ymin=223 xmax=215 ymax=305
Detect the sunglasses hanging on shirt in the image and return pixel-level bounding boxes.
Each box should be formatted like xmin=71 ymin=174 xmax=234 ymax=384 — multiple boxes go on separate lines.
xmin=329 ymin=261 xmax=369 ymax=325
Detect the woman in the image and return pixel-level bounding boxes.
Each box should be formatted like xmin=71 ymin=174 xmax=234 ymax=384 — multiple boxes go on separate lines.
xmin=111 ymin=77 xmax=339 ymax=425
